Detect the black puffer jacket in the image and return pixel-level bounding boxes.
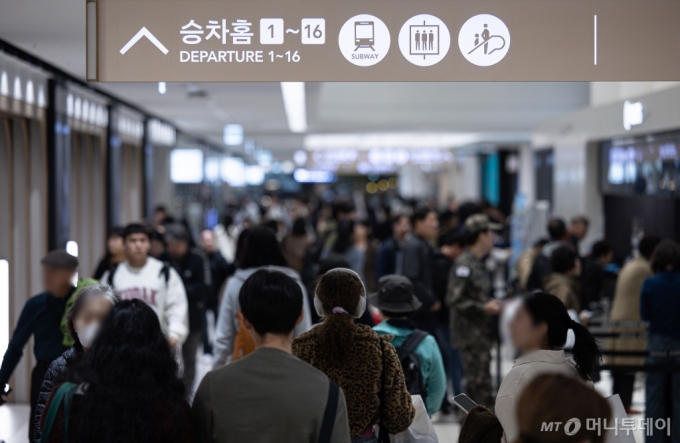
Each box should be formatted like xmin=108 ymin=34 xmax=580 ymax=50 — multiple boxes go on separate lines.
xmin=34 ymin=346 xmax=81 ymax=443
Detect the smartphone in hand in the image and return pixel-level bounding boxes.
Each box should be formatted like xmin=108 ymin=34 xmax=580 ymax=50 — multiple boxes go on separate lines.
xmin=453 ymin=393 xmax=478 ymax=413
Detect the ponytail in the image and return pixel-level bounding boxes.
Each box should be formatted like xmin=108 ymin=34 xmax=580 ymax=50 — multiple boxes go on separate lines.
xmin=569 ymin=320 xmax=602 ymax=380
xmin=314 ymin=270 xmax=365 ymax=363
xmin=523 ymin=292 xmax=601 ymax=381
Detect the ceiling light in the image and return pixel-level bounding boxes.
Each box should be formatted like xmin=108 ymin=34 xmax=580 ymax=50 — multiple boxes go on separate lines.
xmin=245 ymin=165 xmax=266 ymax=186
xmin=293 ymin=150 xmax=308 ymax=166
xmin=281 ymin=161 xmax=295 ymax=174
xmin=170 ymin=149 xmax=204 ymax=183
xmin=158 ymin=81 xmax=167 ymax=94
xmin=303 ymin=132 xmax=529 ymax=150
xmin=223 ymin=124 xmax=244 ymax=146
xmin=281 ymin=82 xmax=307 ymax=133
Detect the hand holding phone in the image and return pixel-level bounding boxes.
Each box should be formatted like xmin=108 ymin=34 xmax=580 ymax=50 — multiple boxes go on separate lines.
xmin=453 ymin=393 xmax=478 ymax=413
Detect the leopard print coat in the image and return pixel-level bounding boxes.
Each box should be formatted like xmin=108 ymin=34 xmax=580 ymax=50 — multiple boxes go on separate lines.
xmin=293 ymin=324 xmax=415 ymax=439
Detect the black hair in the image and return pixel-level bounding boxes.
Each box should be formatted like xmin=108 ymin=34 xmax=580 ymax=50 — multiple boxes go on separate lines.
xmin=523 ymin=292 xmax=601 ymax=380
xmin=107 ymin=226 xmax=124 ymax=239
xmin=391 ymin=213 xmax=410 ymax=226
xmin=331 ymin=199 xmax=356 ymax=219
xmin=292 ymin=218 xmax=307 ymax=236
xmin=239 ymin=227 xmax=288 ymax=269
xmin=154 ymin=205 xmax=167 ymax=214
xmin=457 ymin=202 xmax=483 ymax=225
xmin=122 ymin=223 xmax=150 ymax=240
xmin=440 ymin=230 xmax=463 ymax=247
xmin=550 ymin=245 xmax=578 ymax=273
xmin=239 ymin=269 xmax=303 ymax=336
xmin=332 ymin=220 xmax=355 ymax=254
xmin=148 ymin=229 xmax=166 ymax=244
xmin=234 ymin=228 xmax=251 ymax=267
xmin=461 ymin=228 xmax=488 ymax=247
xmin=410 ymin=206 xmax=435 ymax=227
xmin=76 ymin=299 xmax=185 ymax=443
xmin=638 ymin=235 xmax=661 ymax=260
xmin=222 ymin=213 xmax=234 ymax=228
xmin=533 ymin=238 xmax=549 ymax=249
xmin=591 ymin=240 xmax=612 ymax=259
xmin=164 ymin=223 xmax=190 ymax=243
xmin=66 ymin=284 xmax=121 ymax=351
xmin=650 ymin=240 xmax=680 ymax=273
xmin=547 ymin=218 xmax=567 ymax=241
xmin=263 ymin=219 xmax=279 ymax=234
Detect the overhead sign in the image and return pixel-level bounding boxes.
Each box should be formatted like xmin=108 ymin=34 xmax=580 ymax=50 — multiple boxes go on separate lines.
xmin=87 ymin=0 xmax=680 ymax=82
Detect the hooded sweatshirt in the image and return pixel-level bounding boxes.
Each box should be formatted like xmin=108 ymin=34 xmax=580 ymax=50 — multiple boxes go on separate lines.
xmin=212 ymin=266 xmax=313 ymax=368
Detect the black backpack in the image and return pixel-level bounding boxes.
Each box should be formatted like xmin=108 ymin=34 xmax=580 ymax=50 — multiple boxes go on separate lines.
xmin=395 ymin=329 xmax=428 ymax=403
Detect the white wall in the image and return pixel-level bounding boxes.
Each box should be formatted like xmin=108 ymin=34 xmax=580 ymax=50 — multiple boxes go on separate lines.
xmin=590 ymin=82 xmax=680 ymax=107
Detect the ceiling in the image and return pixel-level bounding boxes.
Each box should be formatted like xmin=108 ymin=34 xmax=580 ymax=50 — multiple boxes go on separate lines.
xmin=0 ymin=0 xmax=591 ymax=160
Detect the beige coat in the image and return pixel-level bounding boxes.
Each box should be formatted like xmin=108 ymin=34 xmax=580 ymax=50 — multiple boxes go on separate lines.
xmin=495 ymin=350 xmax=581 ymax=443
xmin=544 ymin=273 xmax=581 ymax=312
xmin=607 ymin=256 xmax=651 ymax=365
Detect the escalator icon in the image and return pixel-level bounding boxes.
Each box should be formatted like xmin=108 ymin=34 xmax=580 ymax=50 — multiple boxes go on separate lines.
xmin=468 ymin=27 xmax=506 ymax=55
xmin=458 ymin=14 xmax=510 ymax=67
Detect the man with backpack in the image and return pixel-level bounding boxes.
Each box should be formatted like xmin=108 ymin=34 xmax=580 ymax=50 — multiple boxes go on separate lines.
xmin=371 ymin=275 xmax=446 ymax=416
xmin=101 ymin=223 xmax=188 ymax=349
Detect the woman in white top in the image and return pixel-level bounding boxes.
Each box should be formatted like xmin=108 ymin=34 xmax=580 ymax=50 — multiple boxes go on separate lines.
xmin=496 ymin=292 xmax=601 ymax=443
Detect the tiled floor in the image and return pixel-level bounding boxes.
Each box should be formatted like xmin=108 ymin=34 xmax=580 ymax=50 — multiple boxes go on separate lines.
xmin=1 ymin=350 xmax=647 ymax=443
xmin=0 ymin=403 xmax=30 ymax=443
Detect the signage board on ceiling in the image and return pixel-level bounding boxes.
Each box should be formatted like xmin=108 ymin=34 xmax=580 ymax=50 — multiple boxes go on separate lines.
xmin=87 ymin=0 xmax=680 ymax=82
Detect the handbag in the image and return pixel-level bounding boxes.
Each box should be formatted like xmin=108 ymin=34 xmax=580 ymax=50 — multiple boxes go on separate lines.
xmin=390 ymin=396 xmax=438 ymax=443
xmin=41 ymin=382 xmax=78 ymax=443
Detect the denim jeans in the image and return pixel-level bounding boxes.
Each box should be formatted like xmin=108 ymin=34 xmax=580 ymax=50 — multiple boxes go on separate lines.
xmin=645 ymin=334 xmax=680 ymax=443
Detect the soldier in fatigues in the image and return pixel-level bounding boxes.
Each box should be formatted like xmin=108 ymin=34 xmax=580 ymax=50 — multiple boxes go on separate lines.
xmin=446 ymin=214 xmax=502 ymax=409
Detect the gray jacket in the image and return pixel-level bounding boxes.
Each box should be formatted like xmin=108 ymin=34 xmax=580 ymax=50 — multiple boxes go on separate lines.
xmin=212 ymin=266 xmax=313 ymax=368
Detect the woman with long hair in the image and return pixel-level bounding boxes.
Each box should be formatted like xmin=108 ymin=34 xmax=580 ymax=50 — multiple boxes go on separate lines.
xmin=212 ymin=227 xmax=312 ymax=367
xmin=331 ymin=220 xmax=379 ymax=292
xmin=293 ymin=268 xmax=414 ymax=442
xmin=641 ymin=240 xmax=680 ymax=443
xmin=40 ymin=299 xmax=193 ymax=443
xmin=514 ymin=373 xmax=611 ymax=443
xmin=495 ymin=292 xmax=602 ymax=443
xmin=34 ymin=284 xmax=120 ymax=443
xmin=92 ymin=227 xmax=126 ymax=279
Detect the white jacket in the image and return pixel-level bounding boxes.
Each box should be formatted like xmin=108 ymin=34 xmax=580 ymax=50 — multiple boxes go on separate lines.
xmin=495 ymin=350 xmax=581 ymax=443
xmin=101 ymin=257 xmax=189 ymax=344
xmin=212 ymin=266 xmax=313 ymax=368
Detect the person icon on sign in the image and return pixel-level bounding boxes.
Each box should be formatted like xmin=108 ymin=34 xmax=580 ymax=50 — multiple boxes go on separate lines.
xmin=481 ymin=24 xmax=490 ymax=54
xmin=415 ymin=30 xmax=420 ymax=50
xmin=474 ymin=33 xmax=480 ymax=47
xmin=429 ymin=30 xmax=434 ymax=50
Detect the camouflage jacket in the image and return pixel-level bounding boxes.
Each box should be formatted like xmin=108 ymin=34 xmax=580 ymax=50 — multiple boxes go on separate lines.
xmin=446 ymin=250 xmax=492 ymax=347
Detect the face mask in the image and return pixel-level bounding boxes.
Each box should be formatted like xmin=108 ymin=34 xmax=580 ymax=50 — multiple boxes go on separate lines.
xmin=77 ymin=322 xmax=100 ymax=349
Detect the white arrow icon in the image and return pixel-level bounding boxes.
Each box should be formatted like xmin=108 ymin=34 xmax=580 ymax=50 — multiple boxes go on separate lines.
xmin=120 ymin=27 xmax=169 ymax=55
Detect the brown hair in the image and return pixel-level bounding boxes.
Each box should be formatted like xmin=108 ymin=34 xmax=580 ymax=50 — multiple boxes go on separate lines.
xmin=314 ymin=269 xmax=364 ymax=363
xmin=515 ymin=374 xmax=611 ymax=443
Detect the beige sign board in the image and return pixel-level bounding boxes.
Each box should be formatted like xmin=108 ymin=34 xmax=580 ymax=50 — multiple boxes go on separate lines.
xmin=88 ymin=0 xmax=680 ymax=82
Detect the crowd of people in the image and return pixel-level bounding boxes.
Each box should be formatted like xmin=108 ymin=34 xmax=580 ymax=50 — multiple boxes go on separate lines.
xmin=0 ymin=195 xmax=678 ymax=443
